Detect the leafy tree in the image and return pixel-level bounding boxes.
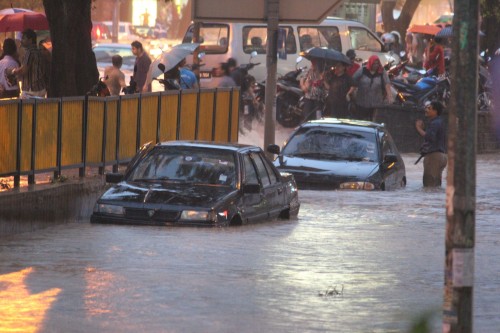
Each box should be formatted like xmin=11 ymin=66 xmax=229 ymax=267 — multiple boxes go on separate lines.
xmin=481 ymin=0 xmax=500 ymax=56
xmin=380 ymin=0 xmax=422 ymax=48
xmin=42 ymin=0 xmax=98 ymax=97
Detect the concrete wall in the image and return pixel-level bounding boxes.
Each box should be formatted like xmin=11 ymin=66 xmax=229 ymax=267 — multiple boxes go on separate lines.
xmin=0 ymin=177 xmax=106 ymax=236
xmin=374 ymin=106 xmax=500 ymax=153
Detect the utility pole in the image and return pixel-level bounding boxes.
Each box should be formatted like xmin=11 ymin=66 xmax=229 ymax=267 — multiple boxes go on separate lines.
xmin=112 ymin=0 xmax=120 ymax=43
xmin=442 ymin=0 xmax=479 ymax=332
xmin=263 ymin=0 xmax=279 ymax=158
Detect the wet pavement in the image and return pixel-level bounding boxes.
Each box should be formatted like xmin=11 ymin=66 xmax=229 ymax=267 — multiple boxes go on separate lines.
xmin=0 ymin=150 xmax=499 ymax=333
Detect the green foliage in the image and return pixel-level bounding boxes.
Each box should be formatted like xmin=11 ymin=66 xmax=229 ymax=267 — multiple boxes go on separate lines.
xmin=480 ymin=0 xmax=500 ymax=20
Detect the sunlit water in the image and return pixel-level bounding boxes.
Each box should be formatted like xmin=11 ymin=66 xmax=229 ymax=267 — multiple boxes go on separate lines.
xmin=0 ymin=122 xmax=499 ymax=333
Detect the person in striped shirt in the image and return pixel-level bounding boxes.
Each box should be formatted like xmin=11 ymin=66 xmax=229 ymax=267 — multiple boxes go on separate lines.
xmin=12 ymin=29 xmax=46 ymax=98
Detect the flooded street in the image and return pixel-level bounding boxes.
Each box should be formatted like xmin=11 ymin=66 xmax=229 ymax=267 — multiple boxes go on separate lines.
xmin=0 ymin=124 xmax=499 ymax=332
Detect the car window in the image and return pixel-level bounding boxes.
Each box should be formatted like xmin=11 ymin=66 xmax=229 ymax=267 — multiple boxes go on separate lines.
xmin=297 ymin=26 xmax=342 ymax=51
xmin=257 ymin=152 xmax=279 ymax=184
xmin=283 ymin=127 xmax=379 ymax=162
xmin=348 ymin=27 xmax=383 ymax=52
xmin=241 ymin=26 xmax=296 ymax=55
xmin=93 ymin=45 xmax=135 ymax=67
xmin=381 ymin=132 xmax=399 ymax=156
xmin=183 ymin=23 xmax=229 ymax=54
xmin=128 ymin=147 xmax=236 ymax=187
xmin=251 ymin=152 xmax=271 ymax=187
xmin=243 ymin=154 xmax=259 ymax=184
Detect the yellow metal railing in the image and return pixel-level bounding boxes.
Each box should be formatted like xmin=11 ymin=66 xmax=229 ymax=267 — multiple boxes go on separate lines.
xmin=0 ymin=89 xmax=240 ymax=187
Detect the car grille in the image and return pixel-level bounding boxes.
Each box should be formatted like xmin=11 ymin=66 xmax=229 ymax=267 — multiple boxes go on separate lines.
xmin=125 ymin=208 xmax=180 ymax=222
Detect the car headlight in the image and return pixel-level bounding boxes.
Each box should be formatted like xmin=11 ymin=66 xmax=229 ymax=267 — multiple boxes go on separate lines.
xmin=180 ymin=210 xmax=217 ymax=221
xmin=339 ymin=182 xmax=375 ymax=190
xmin=95 ymin=203 xmax=125 ymax=215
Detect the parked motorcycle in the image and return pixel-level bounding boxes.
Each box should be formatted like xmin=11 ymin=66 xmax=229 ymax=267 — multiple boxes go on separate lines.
xmin=235 ymin=51 xmax=264 ymax=132
xmin=391 ymin=71 xmax=451 ymax=109
xmin=87 ymin=76 xmax=110 ymax=97
xmin=276 ymin=56 xmax=308 ymax=128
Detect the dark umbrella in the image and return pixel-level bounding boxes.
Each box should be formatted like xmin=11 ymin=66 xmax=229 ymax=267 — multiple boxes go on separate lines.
xmin=435 ymin=25 xmax=485 ymax=39
xmin=435 ymin=26 xmax=453 ymax=38
xmin=301 ymin=47 xmax=351 ymax=65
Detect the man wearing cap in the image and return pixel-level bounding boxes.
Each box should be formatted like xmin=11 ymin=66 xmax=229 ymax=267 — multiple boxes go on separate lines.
xmin=415 ymin=101 xmax=447 ymax=187
xmin=345 ymin=49 xmax=360 ymax=77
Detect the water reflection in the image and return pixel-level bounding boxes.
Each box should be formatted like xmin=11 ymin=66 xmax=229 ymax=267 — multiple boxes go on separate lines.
xmin=0 ymin=153 xmax=498 ymax=332
xmin=0 ymin=268 xmax=60 ymax=333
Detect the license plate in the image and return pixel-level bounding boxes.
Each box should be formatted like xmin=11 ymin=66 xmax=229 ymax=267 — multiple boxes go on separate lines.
xmin=200 ymin=71 xmax=212 ymax=79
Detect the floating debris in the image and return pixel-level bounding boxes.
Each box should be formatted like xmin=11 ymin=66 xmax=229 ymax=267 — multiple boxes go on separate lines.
xmin=318 ymin=284 xmax=344 ymax=297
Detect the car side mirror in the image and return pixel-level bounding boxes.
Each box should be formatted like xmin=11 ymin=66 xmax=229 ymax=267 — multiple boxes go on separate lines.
xmin=106 ymin=173 xmax=124 ymax=183
xmin=242 ymin=184 xmax=260 ymax=194
xmin=266 ymin=144 xmax=280 ymax=155
xmin=383 ymin=154 xmax=398 ymax=165
xmin=158 ymin=63 xmax=166 ymax=73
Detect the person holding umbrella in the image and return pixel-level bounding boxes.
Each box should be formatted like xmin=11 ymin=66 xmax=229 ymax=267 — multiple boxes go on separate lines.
xmin=423 ymin=37 xmax=445 ymax=76
xmin=0 ymin=38 xmax=20 ymax=98
xmin=299 ymin=57 xmax=326 ymax=121
xmin=323 ymin=61 xmax=353 ymax=119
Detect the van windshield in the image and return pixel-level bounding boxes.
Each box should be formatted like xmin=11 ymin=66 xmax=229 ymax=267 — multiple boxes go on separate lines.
xmin=348 ymin=27 xmax=383 ymax=52
xmin=183 ymin=23 xmax=229 ymax=54
xmin=242 ymin=26 xmax=296 ymax=55
xmin=297 ymin=26 xmax=342 ymax=52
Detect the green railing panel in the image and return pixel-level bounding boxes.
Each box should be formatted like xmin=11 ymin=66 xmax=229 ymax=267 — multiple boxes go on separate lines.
xmin=140 ymin=94 xmax=159 ymax=146
xmin=179 ymin=91 xmax=198 ymax=140
xmin=19 ymin=102 xmax=33 ymax=172
xmin=61 ymin=99 xmax=84 ymax=166
xmin=118 ymin=97 xmax=139 ymax=161
xmin=159 ymin=93 xmax=179 ymax=142
xmin=85 ymin=99 xmax=105 ymax=165
xmin=34 ymin=101 xmax=58 ymax=170
xmin=230 ymin=89 xmax=240 ymax=143
xmin=105 ymin=99 xmax=119 ymax=163
xmin=0 ymin=102 xmax=18 ymax=174
xmin=213 ymin=89 xmax=231 ymax=142
xmin=197 ymin=90 xmax=215 ymax=141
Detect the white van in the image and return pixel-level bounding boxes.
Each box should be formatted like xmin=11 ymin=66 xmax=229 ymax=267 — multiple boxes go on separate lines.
xmin=182 ymin=17 xmax=400 ymax=87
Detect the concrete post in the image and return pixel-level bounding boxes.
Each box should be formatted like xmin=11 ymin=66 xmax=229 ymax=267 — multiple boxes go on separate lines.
xmin=443 ymin=0 xmax=479 ymax=332
xmin=263 ymin=0 xmax=279 ymax=157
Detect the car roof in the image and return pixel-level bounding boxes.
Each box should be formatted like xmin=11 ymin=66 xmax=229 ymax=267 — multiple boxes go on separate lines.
xmin=93 ymin=43 xmax=131 ymax=49
xmin=156 ymin=140 xmax=262 ymax=153
xmin=300 ymin=118 xmax=387 ymax=134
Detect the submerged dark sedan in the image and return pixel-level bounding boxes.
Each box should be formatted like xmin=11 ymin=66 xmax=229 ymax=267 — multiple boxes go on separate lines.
xmin=91 ymin=141 xmax=300 ymax=226
xmin=270 ymin=118 xmax=406 ymax=190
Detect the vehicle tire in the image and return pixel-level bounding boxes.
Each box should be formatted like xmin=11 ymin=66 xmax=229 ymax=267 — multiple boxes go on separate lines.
xmin=276 ymin=93 xmax=302 ymax=128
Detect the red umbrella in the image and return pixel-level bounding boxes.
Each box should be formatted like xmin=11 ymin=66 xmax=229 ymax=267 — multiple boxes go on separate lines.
xmin=407 ymin=24 xmax=443 ymax=36
xmin=0 ymin=11 xmax=49 ymax=32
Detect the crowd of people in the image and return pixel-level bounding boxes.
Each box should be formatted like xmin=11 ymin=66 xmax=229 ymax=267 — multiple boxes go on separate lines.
xmin=0 ymin=29 xmax=50 ymax=99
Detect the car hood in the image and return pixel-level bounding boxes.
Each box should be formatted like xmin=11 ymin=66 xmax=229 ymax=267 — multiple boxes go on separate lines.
xmin=99 ymin=181 xmax=235 ymax=207
xmin=276 ymin=156 xmax=379 ymax=179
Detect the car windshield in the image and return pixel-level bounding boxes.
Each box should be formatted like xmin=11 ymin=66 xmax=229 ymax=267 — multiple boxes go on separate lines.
xmin=93 ymin=45 xmax=136 ymax=67
xmin=282 ymin=127 xmax=379 ymax=162
xmin=128 ymin=147 xmax=237 ymax=187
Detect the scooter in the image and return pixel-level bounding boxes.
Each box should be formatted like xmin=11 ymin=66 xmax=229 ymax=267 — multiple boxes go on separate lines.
xmin=87 ymin=76 xmax=110 ymax=97
xmin=236 ymin=51 xmax=264 ymax=132
xmin=276 ymin=56 xmax=307 ymax=128
xmin=391 ymin=70 xmax=451 ymax=109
